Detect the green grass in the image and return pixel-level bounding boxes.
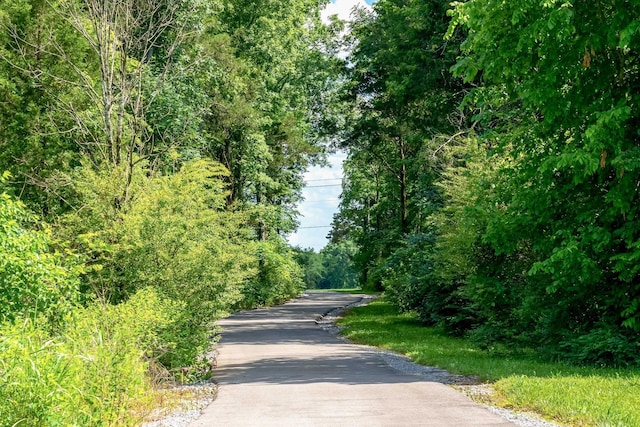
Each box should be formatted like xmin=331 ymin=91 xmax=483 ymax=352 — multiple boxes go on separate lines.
xmin=336 ymin=299 xmax=640 ymax=427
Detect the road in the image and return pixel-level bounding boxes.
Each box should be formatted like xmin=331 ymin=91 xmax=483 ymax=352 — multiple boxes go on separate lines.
xmin=189 ymin=292 xmax=514 ymax=427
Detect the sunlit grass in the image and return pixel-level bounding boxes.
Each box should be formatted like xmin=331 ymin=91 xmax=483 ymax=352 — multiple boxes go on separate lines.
xmin=337 ymin=299 xmax=640 ymax=427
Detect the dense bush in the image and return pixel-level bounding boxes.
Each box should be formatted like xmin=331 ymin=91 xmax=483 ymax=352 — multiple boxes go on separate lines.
xmin=0 ymin=287 xmax=182 ymax=427
xmin=57 ymin=159 xmax=259 ymax=367
xmin=381 ymin=233 xmax=435 ymax=312
xmin=118 ymin=159 xmax=255 ymax=318
xmin=240 ymin=240 xmax=304 ymax=307
xmin=0 ymin=178 xmax=82 ymax=326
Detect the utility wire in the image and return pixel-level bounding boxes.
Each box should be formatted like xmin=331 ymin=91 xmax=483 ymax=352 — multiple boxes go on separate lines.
xmin=305 ymin=184 xmax=342 ymax=188
xmin=297 ymin=225 xmax=332 ymax=229
xmin=304 ymin=178 xmax=343 ymax=182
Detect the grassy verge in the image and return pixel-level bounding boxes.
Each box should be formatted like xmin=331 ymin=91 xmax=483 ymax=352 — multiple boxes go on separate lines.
xmin=336 ymin=299 xmax=640 ymax=427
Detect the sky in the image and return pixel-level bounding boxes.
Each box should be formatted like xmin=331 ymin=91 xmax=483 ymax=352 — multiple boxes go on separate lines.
xmin=286 ymin=0 xmax=372 ymax=252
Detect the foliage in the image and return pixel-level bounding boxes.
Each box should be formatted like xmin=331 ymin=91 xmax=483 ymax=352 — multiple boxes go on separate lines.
xmin=442 ymin=0 xmax=640 ymax=362
xmin=240 ymin=239 xmax=304 ymax=308
xmin=332 ymin=0 xmax=640 ymax=367
xmin=0 ymin=0 xmax=343 ymax=423
xmin=381 ymin=233 xmax=435 ymax=312
xmin=58 ymin=159 xmax=257 ymax=367
xmin=334 ymin=0 xmax=468 ymax=289
xmin=318 ymin=240 xmax=359 ymax=289
xmin=293 ymin=241 xmax=359 ymax=290
xmin=292 ymin=246 xmax=326 ymax=289
xmin=119 ymin=159 xmax=254 ymax=317
xmin=0 ymin=179 xmax=81 ymax=326
xmin=0 ymin=287 xmax=184 ymax=427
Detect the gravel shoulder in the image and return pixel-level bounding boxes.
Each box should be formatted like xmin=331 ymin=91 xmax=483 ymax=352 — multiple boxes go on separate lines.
xmin=316 ymin=294 xmax=562 ymax=427
xmin=145 ymin=292 xmax=562 ymax=427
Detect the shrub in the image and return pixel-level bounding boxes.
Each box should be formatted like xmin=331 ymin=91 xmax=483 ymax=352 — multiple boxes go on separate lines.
xmin=0 ymin=287 xmax=184 ymax=427
xmin=119 ymin=159 xmax=255 ymax=318
xmin=0 ymin=178 xmax=81 ymax=326
xmin=59 ymin=159 xmax=256 ymax=368
xmin=381 ymin=233 xmax=435 ymax=312
xmin=240 ymin=240 xmax=304 ymax=308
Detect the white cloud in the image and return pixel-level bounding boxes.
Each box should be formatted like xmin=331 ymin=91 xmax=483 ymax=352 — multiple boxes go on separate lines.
xmin=321 ymin=0 xmax=371 ymax=24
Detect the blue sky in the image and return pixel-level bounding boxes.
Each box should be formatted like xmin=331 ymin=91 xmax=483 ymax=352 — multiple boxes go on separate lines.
xmin=287 ymin=153 xmax=345 ymax=251
xmin=287 ymin=0 xmax=373 ymax=252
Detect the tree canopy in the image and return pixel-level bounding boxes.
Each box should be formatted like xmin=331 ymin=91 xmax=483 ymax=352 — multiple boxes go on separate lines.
xmin=331 ymin=0 xmax=640 ymax=367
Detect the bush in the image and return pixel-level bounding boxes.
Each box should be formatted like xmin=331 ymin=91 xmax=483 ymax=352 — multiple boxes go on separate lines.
xmin=59 ymin=159 xmax=256 ymax=368
xmin=557 ymin=325 xmax=640 ymax=367
xmin=0 ymin=287 xmax=185 ymax=427
xmin=381 ymin=234 xmax=435 ymax=312
xmin=118 ymin=159 xmax=255 ymax=318
xmin=240 ymin=240 xmax=304 ymax=308
xmin=0 ymin=180 xmax=81 ymax=326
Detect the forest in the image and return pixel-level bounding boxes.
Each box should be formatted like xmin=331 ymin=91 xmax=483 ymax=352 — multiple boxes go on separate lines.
xmin=333 ymin=0 xmax=640 ymax=368
xmin=1 ymin=0 xmax=639 ymax=424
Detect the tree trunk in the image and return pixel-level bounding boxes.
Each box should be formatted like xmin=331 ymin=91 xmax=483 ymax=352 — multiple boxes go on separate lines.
xmin=399 ymin=136 xmax=408 ymax=235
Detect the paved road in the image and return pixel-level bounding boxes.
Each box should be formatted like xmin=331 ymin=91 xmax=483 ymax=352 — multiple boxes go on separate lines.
xmin=189 ymin=292 xmax=513 ymax=427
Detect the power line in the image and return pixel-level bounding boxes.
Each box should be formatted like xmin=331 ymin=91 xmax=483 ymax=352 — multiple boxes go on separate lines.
xmin=302 ymin=199 xmax=340 ymax=203
xmin=305 ymin=184 xmax=342 ymax=188
xmin=304 ymin=178 xmax=343 ymax=182
xmin=297 ymin=225 xmax=332 ymax=229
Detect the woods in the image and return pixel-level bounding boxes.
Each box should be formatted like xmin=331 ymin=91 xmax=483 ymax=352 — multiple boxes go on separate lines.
xmin=0 ymin=0 xmax=338 ymax=424
xmin=2 ymin=0 xmax=640 ymax=424
xmin=334 ymin=0 xmax=640 ymax=367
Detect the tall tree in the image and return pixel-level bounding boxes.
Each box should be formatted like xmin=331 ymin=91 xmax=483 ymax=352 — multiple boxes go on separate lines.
xmin=335 ymin=0 xmax=467 ymax=287
xmin=441 ymin=0 xmax=640 ymax=363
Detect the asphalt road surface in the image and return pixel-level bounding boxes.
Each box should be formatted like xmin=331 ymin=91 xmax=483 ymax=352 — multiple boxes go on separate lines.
xmin=189 ymin=292 xmax=514 ymax=427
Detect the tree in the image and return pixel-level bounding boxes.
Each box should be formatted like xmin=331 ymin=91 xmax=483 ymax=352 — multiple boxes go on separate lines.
xmin=445 ymin=0 xmax=640 ymax=363
xmin=0 ymin=0 xmax=86 ymax=217
xmin=293 ymin=246 xmax=326 ymax=289
xmin=334 ymin=0 xmax=467 ymax=289
xmin=318 ymin=240 xmax=358 ymax=289
xmin=56 ymin=0 xmax=206 ymax=201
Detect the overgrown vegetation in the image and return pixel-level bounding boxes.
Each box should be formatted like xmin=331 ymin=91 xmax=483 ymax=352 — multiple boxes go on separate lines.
xmin=338 ymin=299 xmax=640 ymax=426
xmin=331 ymin=0 xmax=640 ymax=367
xmin=0 ymin=0 xmax=341 ymax=424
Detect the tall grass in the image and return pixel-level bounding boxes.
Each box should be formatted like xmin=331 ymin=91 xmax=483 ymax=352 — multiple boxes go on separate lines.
xmin=0 ymin=288 xmax=183 ymax=427
xmin=337 ymin=299 xmax=640 ymax=426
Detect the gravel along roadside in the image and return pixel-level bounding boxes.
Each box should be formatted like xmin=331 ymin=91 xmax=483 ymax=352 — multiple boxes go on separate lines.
xmin=147 ymin=293 xmax=561 ymax=427
xmin=142 ymin=381 xmax=217 ymax=427
xmin=316 ymin=295 xmax=562 ymax=427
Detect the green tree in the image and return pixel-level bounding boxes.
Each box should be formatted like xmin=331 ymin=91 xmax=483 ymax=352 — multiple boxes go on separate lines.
xmin=0 ymin=0 xmax=89 ymax=217
xmin=293 ymin=246 xmax=326 ymax=289
xmin=448 ymin=0 xmax=640 ymax=364
xmin=334 ymin=0 xmax=467 ymax=289
xmin=318 ymin=240 xmax=358 ymax=289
